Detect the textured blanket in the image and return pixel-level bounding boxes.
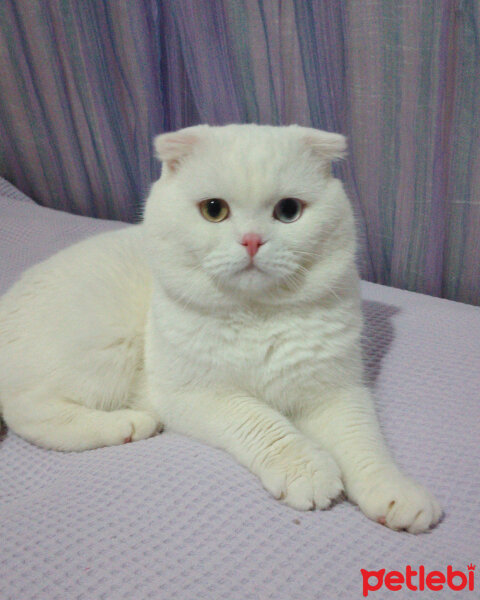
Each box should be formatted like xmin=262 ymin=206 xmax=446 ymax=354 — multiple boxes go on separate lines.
xmin=1 ymin=178 xmax=479 ymax=599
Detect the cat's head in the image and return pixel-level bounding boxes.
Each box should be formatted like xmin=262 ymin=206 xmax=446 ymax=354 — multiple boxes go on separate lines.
xmin=143 ymin=124 xmax=357 ymax=309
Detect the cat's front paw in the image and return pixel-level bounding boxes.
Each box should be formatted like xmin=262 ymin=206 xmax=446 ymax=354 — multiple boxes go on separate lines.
xmin=103 ymin=409 xmax=162 ymax=447
xmin=258 ymin=443 xmax=344 ymax=511
xmin=351 ymin=472 xmax=442 ymax=533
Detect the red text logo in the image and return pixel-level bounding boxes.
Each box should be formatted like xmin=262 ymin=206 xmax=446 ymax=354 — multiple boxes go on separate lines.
xmin=361 ymin=564 xmax=475 ymax=597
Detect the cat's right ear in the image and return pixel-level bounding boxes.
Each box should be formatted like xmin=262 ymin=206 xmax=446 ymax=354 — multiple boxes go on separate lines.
xmin=154 ymin=125 xmax=209 ymax=174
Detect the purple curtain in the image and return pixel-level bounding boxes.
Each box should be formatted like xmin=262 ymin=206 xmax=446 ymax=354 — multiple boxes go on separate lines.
xmin=0 ymin=0 xmax=479 ymax=305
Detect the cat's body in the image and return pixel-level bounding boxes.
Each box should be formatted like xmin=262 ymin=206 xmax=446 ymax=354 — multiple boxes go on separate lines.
xmin=0 ymin=226 xmax=155 ymax=449
xmin=0 ymin=124 xmax=441 ymax=532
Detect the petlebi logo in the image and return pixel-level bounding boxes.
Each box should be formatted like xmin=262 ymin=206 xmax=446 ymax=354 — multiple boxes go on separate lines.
xmin=361 ymin=564 xmax=475 ymax=597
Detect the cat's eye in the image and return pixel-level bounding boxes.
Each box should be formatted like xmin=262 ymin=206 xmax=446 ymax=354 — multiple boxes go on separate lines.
xmin=273 ymin=198 xmax=304 ymax=223
xmin=199 ymin=198 xmax=230 ymax=222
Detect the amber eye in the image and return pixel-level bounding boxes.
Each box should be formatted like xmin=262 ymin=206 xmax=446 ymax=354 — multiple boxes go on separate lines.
xmin=273 ymin=198 xmax=304 ymax=223
xmin=199 ymin=198 xmax=230 ymax=222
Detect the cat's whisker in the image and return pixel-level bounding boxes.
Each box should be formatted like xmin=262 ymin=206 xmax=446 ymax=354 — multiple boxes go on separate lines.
xmin=283 ymin=273 xmax=303 ymax=294
xmin=291 ymin=249 xmax=324 ymax=259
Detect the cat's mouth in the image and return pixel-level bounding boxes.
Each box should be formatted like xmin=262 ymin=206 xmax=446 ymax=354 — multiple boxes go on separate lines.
xmin=236 ymin=261 xmax=272 ymax=280
xmin=229 ymin=261 xmax=279 ymax=293
xmin=241 ymin=261 xmax=264 ymax=273
xmin=206 ymin=253 xmax=297 ymax=296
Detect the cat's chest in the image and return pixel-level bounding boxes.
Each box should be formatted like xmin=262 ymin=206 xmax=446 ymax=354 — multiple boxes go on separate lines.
xmin=208 ymin=314 xmax=288 ymax=363
xmin=150 ymin=292 xmax=359 ymax=412
xmin=162 ymin=306 xmax=340 ymax=399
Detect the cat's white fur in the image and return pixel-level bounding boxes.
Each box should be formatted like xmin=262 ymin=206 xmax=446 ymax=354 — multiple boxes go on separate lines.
xmin=0 ymin=124 xmax=441 ymax=533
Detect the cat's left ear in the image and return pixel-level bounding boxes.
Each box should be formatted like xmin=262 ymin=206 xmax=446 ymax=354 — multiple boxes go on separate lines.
xmin=292 ymin=126 xmax=347 ymax=170
xmin=298 ymin=127 xmax=347 ymax=162
xmin=154 ymin=125 xmax=209 ymax=174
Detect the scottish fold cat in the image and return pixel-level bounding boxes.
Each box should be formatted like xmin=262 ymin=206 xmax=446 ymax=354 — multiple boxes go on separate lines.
xmin=0 ymin=124 xmax=441 ymax=532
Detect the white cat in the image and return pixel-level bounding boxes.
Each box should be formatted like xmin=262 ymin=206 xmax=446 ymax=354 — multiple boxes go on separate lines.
xmin=0 ymin=124 xmax=441 ymax=533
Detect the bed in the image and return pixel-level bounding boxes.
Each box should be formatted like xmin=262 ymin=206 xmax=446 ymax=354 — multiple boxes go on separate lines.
xmin=1 ymin=177 xmax=478 ymax=599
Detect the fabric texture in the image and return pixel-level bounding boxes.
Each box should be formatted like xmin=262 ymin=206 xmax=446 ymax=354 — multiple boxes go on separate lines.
xmin=0 ymin=176 xmax=34 ymax=203
xmin=1 ymin=180 xmax=479 ymax=599
xmin=0 ymin=2 xmax=479 ymax=305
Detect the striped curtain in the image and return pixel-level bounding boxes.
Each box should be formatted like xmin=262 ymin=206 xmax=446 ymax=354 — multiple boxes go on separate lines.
xmin=0 ymin=1 xmax=479 ymax=305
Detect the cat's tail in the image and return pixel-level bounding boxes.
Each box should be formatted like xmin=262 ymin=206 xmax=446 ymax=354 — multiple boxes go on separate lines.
xmin=2 ymin=392 xmax=159 ymax=451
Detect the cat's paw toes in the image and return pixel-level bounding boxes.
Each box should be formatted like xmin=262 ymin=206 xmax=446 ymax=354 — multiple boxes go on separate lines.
xmin=104 ymin=410 xmax=161 ymax=447
xmin=353 ymin=474 xmax=442 ymax=533
xmin=311 ymin=457 xmax=344 ymax=509
xmin=260 ymin=449 xmax=343 ymax=511
xmin=129 ymin=411 xmax=162 ymax=441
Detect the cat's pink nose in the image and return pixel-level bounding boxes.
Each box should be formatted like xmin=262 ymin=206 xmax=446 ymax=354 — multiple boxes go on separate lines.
xmin=241 ymin=233 xmax=264 ymax=258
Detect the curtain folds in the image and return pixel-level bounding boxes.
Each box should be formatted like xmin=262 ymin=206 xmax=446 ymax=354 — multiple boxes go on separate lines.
xmin=0 ymin=0 xmax=478 ymax=304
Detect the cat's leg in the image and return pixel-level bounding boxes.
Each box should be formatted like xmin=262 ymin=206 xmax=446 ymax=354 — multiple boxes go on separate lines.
xmin=3 ymin=390 xmax=160 ymax=451
xmin=294 ymin=385 xmax=442 ymax=533
xmin=161 ymin=390 xmax=343 ymax=510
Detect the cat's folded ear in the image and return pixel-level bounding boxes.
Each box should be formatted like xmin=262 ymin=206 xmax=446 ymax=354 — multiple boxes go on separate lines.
xmin=154 ymin=125 xmax=210 ymax=173
xmin=292 ymin=126 xmax=347 ymax=163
